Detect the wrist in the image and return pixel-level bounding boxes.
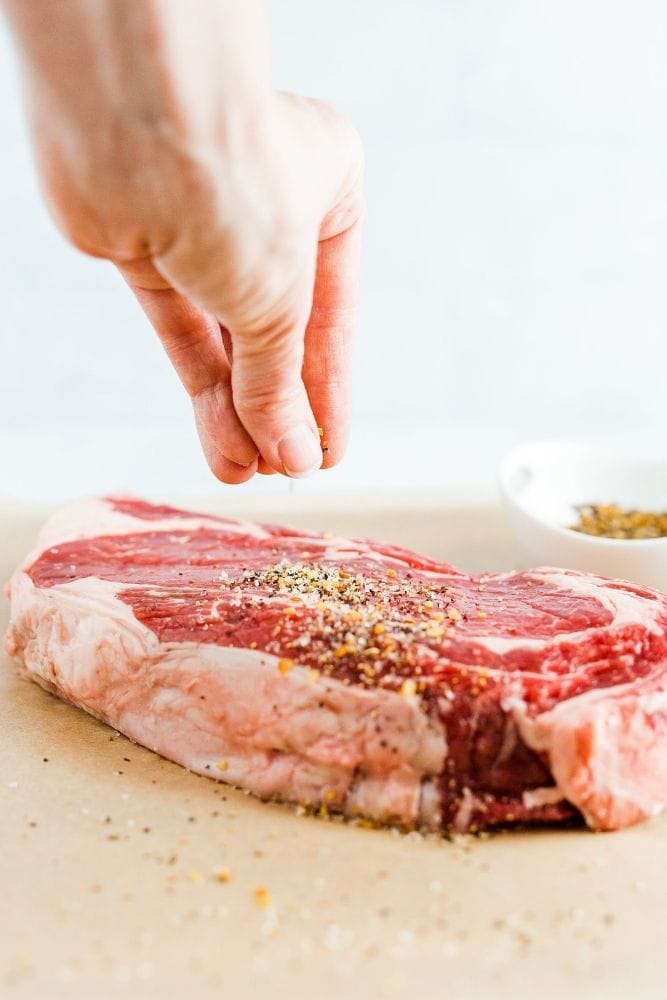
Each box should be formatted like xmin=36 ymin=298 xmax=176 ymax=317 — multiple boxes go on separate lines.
xmin=2 ymin=1 xmax=274 ymax=132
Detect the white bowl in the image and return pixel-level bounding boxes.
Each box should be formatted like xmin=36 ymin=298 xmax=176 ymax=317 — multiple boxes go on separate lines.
xmin=498 ymin=441 xmax=667 ymax=591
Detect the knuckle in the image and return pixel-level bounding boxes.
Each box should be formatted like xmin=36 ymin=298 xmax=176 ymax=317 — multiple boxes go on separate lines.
xmin=191 ymin=381 xmax=236 ymax=427
xmin=234 ymin=380 xmax=302 ymax=420
xmin=235 ymin=305 xmax=306 ymax=352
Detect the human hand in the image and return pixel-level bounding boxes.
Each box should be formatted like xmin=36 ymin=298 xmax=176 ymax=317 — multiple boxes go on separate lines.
xmin=3 ymin=0 xmax=364 ymax=482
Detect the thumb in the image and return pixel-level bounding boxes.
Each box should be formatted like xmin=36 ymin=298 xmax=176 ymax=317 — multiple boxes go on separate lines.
xmin=230 ymin=269 xmax=323 ymax=478
xmin=155 ymin=227 xmax=324 ymax=479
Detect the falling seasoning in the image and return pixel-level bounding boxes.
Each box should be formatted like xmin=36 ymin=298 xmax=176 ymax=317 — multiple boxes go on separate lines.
xmin=570 ymin=503 xmax=667 ymax=540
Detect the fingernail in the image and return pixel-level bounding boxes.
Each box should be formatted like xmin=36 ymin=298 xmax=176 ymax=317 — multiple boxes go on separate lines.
xmin=278 ymin=425 xmax=322 ymax=478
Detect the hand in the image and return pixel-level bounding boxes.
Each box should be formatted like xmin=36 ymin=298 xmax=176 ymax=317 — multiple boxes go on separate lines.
xmin=3 ymin=0 xmax=364 ymax=483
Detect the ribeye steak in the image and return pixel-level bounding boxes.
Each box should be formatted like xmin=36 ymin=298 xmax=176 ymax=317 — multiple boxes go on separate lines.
xmin=6 ymin=496 xmax=667 ymax=834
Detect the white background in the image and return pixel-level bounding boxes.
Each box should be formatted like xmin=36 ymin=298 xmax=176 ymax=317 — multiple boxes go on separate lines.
xmin=2 ymin=0 xmax=667 ymax=501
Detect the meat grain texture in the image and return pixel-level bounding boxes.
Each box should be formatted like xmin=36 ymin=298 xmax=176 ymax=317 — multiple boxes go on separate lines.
xmin=6 ymin=496 xmax=667 ymax=834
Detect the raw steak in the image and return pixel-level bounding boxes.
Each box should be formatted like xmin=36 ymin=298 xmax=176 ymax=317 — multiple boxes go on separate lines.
xmin=6 ymin=496 xmax=667 ymax=834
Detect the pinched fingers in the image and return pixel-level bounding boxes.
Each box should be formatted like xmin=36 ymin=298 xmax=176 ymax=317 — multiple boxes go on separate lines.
xmin=120 ymin=265 xmax=259 ymax=485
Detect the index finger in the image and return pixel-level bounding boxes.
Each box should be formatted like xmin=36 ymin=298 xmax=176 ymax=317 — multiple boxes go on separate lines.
xmin=302 ymin=218 xmax=362 ymax=469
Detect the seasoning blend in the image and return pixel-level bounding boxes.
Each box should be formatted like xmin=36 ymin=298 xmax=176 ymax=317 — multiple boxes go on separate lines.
xmin=570 ymin=504 xmax=667 ymax=540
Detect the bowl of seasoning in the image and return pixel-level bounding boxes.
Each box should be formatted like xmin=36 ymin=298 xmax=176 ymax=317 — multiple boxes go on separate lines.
xmin=498 ymin=441 xmax=667 ymax=590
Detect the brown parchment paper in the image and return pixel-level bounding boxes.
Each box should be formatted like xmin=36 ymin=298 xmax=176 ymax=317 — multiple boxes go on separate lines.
xmin=1 ymin=493 xmax=664 ymax=1000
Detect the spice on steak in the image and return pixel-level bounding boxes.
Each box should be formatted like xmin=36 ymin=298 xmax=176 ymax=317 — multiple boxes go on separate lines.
xmin=234 ymin=558 xmax=468 ymax=690
xmin=570 ymin=503 xmax=667 ymax=540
